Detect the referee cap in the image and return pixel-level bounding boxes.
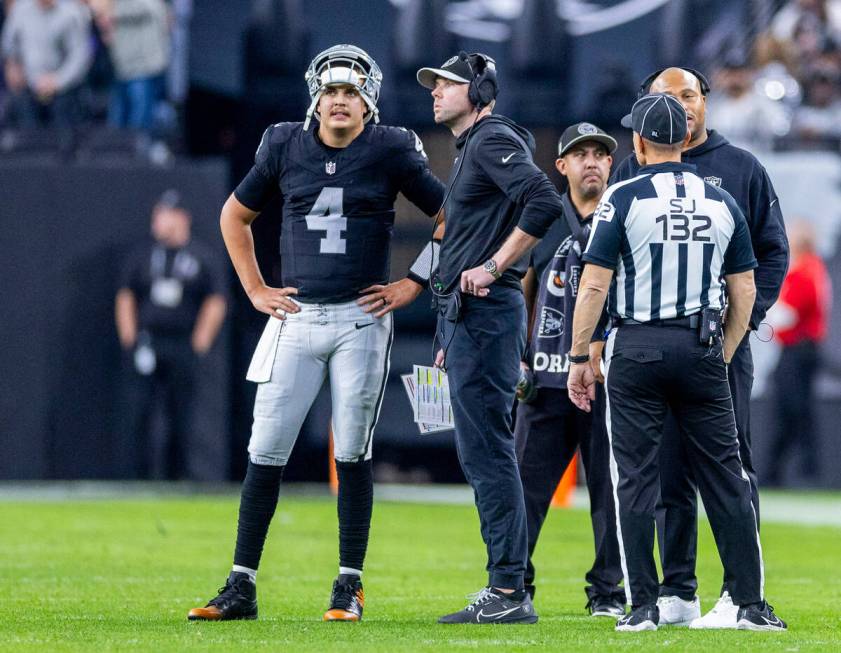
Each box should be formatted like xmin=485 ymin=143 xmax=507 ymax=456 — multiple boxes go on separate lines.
xmin=622 ymin=93 xmax=687 ymax=145
xmin=557 ymin=122 xmax=617 ymax=157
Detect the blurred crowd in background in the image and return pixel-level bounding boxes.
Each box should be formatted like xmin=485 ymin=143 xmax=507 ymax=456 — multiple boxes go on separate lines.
xmin=0 ymin=0 xmax=838 ymax=487
xmin=4 ymin=1 xmax=841 ymax=160
xmin=0 ymin=0 xmax=190 ymax=162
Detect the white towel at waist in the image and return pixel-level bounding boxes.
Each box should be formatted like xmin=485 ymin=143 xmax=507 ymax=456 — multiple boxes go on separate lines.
xmin=246 ymin=316 xmax=284 ymax=383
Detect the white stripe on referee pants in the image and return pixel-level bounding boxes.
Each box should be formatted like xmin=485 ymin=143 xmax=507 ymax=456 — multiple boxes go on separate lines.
xmin=726 ymin=365 xmax=766 ymax=599
xmin=603 ymin=328 xmax=632 ymax=606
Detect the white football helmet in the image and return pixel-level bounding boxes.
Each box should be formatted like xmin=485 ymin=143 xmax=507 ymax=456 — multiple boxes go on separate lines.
xmin=303 ymin=44 xmax=383 ymax=130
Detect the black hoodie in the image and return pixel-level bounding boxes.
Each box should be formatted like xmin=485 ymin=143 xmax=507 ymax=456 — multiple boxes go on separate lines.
xmin=439 ymin=115 xmax=563 ymax=293
xmin=611 ymin=130 xmax=789 ymax=329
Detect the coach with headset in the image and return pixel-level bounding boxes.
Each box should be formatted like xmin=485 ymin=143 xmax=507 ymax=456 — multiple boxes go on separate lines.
xmin=416 ymin=53 xmax=563 ymax=624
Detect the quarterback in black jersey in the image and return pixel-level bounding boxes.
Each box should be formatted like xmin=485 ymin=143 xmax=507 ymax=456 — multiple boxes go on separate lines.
xmin=188 ymin=45 xmax=445 ymax=623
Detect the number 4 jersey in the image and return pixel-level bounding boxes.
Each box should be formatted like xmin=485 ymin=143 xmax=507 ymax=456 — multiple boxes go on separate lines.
xmin=234 ymin=122 xmax=445 ymax=303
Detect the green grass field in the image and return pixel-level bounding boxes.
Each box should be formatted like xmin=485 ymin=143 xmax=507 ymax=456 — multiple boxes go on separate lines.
xmin=1 ymin=490 xmax=839 ymax=651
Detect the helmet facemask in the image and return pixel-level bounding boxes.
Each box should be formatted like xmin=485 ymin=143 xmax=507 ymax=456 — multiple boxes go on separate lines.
xmin=304 ymin=45 xmax=382 ymax=131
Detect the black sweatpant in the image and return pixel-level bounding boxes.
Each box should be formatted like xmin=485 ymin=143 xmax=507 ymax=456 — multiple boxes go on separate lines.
xmin=438 ymin=287 xmax=528 ymax=590
xmin=656 ymin=334 xmax=758 ymax=599
xmin=605 ymin=325 xmax=763 ymax=608
xmin=514 ymin=385 xmax=623 ymax=600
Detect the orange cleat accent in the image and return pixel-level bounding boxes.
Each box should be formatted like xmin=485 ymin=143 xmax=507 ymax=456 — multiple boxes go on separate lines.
xmin=323 ymin=608 xmax=361 ymax=622
xmin=188 ymin=606 xmax=224 ymax=621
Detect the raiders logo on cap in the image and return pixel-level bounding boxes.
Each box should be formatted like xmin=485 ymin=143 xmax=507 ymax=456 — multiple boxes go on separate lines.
xmin=577 ymin=122 xmax=598 ymax=135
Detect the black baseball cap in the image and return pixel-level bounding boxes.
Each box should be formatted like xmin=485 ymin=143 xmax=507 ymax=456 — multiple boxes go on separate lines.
xmin=417 ymin=54 xmax=473 ymax=89
xmin=557 ymin=122 xmax=617 ymax=157
xmin=622 ymin=93 xmax=688 ymax=145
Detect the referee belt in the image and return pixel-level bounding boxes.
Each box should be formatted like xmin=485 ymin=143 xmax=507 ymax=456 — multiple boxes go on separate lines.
xmin=614 ymin=314 xmax=701 ymax=329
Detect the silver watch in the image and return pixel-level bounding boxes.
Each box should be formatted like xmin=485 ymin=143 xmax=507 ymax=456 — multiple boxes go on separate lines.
xmin=483 ymin=258 xmax=501 ymax=279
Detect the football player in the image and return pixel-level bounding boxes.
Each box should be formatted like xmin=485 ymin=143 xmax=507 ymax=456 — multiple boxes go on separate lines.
xmin=187 ymin=44 xmax=445 ymax=623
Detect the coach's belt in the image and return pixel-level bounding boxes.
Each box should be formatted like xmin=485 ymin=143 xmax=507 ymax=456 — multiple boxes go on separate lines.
xmin=614 ymin=314 xmax=701 ymax=329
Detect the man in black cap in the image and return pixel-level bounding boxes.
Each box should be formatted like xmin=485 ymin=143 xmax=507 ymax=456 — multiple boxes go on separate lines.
xmin=416 ymin=53 xmax=563 ymax=624
xmin=514 ymin=122 xmax=625 ymax=617
xmin=568 ymin=93 xmax=786 ymax=632
xmin=611 ymin=68 xmax=788 ymax=629
xmin=115 ymin=190 xmax=228 ymax=479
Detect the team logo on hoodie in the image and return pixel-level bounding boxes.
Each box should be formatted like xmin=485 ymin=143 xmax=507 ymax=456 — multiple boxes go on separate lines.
xmin=538 ymin=307 xmax=564 ymax=338
xmin=704 ymin=175 xmax=722 ymax=187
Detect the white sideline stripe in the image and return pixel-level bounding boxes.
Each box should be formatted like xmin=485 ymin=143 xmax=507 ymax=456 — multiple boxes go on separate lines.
xmin=0 ymin=482 xmax=839 ymax=527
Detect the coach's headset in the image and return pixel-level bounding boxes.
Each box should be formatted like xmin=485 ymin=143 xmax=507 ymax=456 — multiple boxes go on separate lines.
xmin=427 ymin=52 xmax=498 ymax=367
xmin=464 ymin=51 xmax=499 ymax=109
xmin=636 ymin=66 xmax=711 ymax=98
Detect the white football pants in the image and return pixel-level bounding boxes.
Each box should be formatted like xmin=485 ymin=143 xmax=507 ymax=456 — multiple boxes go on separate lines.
xmin=247 ymin=299 xmax=393 ymax=466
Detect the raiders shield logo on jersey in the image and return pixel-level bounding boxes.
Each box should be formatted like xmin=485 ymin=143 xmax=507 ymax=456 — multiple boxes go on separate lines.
xmin=704 ymin=175 xmax=722 ymax=187
xmin=326 ymin=161 xmax=337 ymax=175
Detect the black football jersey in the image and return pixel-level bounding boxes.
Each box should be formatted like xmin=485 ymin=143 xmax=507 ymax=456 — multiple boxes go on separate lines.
xmin=234 ymin=122 xmax=444 ymax=303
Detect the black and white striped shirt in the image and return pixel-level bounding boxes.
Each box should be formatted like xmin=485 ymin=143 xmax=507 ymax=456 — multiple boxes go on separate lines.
xmin=583 ymin=162 xmax=756 ymax=322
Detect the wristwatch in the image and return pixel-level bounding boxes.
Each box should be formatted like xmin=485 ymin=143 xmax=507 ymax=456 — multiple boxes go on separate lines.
xmin=483 ymin=258 xmax=501 ymax=279
xmin=567 ymin=352 xmax=590 ymax=364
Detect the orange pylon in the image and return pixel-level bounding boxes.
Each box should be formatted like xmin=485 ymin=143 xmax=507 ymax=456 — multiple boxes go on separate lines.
xmin=550 ymin=452 xmax=578 ymax=508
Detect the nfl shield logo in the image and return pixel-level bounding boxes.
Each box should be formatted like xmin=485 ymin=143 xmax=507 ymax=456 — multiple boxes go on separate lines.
xmin=326 ymin=161 xmax=336 ymax=175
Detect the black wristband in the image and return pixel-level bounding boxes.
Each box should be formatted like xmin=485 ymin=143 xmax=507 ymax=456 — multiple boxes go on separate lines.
xmin=567 ymin=352 xmax=590 ymax=364
xmin=406 ymin=271 xmax=425 ymax=286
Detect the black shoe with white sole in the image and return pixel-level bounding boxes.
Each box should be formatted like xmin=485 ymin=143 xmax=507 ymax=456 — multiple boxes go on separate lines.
xmin=736 ymin=601 xmax=787 ymax=631
xmin=615 ymin=604 xmax=659 ymax=631
xmin=438 ymin=587 xmax=538 ymax=624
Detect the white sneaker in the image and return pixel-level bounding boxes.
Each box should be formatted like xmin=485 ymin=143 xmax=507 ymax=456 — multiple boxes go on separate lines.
xmin=689 ymin=591 xmax=738 ymax=629
xmin=656 ymin=595 xmax=701 ymax=626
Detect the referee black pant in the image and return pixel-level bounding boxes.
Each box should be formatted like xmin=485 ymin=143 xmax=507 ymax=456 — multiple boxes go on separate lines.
xmin=604 ymin=325 xmax=763 ymax=609
xmin=656 ymin=335 xmax=758 ymax=599
xmin=514 ymin=384 xmax=623 ymax=601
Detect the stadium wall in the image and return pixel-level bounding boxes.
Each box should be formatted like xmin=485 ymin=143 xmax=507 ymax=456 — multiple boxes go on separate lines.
xmin=0 ymin=159 xmax=230 ymax=480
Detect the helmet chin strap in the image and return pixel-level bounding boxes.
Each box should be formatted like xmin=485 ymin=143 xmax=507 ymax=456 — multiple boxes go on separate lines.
xmin=303 ymin=88 xmax=380 ymax=131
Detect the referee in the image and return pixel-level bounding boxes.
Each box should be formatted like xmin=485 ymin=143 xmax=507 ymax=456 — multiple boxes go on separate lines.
xmin=611 ymin=67 xmax=789 ymax=627
xmin=416 ymin=52 xmax=563 ymax=624
xmin=567 ymin=93 xmax=786 ymax=632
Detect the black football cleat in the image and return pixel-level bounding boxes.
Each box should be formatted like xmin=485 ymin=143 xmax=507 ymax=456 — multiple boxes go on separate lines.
xmin=736 ymin=601 xmax=787 ymax=631
xmin=188 ymin=571 xmax=258 ymax=621
xmin=438 ymin=587 xmax=538 ymax=624
xmin=587 ymin=593 xmax=626 ymax=618
xmin=615 ymin=604 xmax=659 ymax=631
xmin=323 ymin=575 xmax=364 ymax=622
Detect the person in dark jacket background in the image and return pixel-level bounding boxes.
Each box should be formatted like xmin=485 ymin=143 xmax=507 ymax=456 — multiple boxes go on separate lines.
xmin=611 ymin=67 xmax=789 ymax=629
xmin=514 ymin=122 xmax=625 ymax=617
xmin=416 ymin=52 xmax=563 ymax=624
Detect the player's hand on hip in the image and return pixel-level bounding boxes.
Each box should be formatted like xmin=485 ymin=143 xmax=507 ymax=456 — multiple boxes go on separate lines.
xmin=358 ymin=278 xmax=422 ymax=317
xmin=249 ymin=284 xmax=299 ymax=319
xmin=460 ymin=267 xmax=492 ymax=297
xmin=589 ymin=340 xmax=606 ymax=384
xmin=567 ymin=362 xmax=596 ymax=412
